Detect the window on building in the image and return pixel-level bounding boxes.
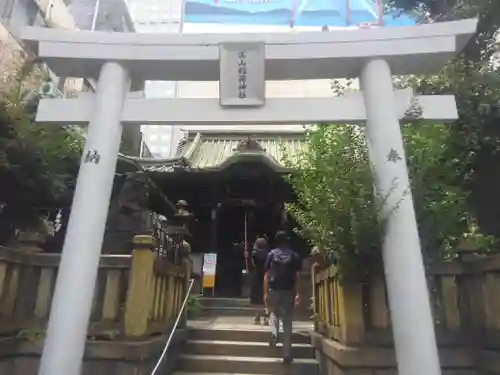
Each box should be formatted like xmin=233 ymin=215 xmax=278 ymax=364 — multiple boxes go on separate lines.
xmin=148 ymin=134 xmax=159 ymax=142
xmin=160 ymin=146 xmax=170 ymax=155
xmin=148 ymin=145 xmax=160 ymax=153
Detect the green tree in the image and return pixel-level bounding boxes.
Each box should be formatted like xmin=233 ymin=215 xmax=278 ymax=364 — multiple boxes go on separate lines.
xmin=283 ymin=121 xmax=491 ymax=278
xmin=0 ymin=46 xmax=83 ymax=243
xmin=385 ymin=1 xmax=500 ymax=239
xmin=283 ymin=125 xmax=379 ymax=278
xmin=388 ymin=0 xmax=500 ymax=61
xmin=393 ymin=57 xmax=500 ymax=239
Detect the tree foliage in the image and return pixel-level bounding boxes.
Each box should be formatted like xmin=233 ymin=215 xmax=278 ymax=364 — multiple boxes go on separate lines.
xmin=283 ymin=126 xmax=379 ymax=277
xmin=283 ymin=121 xmax=492 ymax=278
xmin=391 ymin=55 xmax=500 ymax=240
xmin=0 ymin=42 xmax=83 ymax=243
xmin=388 ymin=0 xmax=500 ymax=61
xmin=385 ymin=0 xmax=500 ymax=239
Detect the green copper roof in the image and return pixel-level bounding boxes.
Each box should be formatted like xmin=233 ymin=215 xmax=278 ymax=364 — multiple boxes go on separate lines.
xmin=140 ymin=130 xmax=307 ymax=173
xmin=182 ymin=131 xmax=306 ymax=169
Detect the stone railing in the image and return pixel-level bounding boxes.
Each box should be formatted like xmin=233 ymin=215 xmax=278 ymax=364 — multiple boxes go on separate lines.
xmin=311 ymin=254 xmax=500 ymax=375
xmin=124 ymin=235 xmax=191 ymax=338
xmin=0 ymin=234 xmax=191 ymax=375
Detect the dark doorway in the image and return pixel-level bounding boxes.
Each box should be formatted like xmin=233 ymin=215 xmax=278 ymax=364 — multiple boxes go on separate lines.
xmin=213 ymin=202 xmax=282 ymax=297
xmin=214 ymin=205 xmax=246 ymax=297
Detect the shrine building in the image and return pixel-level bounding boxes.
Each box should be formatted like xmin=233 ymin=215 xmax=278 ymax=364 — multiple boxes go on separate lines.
xmin=141 ymin=129 xmax=308 ymax=297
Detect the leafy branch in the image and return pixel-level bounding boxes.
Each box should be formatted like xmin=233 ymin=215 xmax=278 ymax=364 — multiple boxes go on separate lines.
xmin=0 ymin=42 xmax=83 ymax=243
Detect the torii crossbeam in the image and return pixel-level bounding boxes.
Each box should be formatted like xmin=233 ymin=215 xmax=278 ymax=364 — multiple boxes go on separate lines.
xmin=36 ymin=89 xmax=457 ymax=125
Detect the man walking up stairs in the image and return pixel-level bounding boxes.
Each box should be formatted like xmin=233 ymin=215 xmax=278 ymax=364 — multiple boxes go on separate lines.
xmin=263 ymin=231 xmax=302 ymax=365
xmin=176 ymin=317 xmax=318 ymax=375
xmin=167 ymin=230 xmax=316 ymax=375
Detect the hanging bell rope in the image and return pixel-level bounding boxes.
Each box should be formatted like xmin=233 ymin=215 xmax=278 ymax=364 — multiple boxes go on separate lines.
xmin=244 ymin=211 xmax=249 ymax=273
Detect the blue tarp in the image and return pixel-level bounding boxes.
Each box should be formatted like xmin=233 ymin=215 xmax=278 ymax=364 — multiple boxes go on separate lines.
xmin=184 ymin=0 xmax=415 ymax=27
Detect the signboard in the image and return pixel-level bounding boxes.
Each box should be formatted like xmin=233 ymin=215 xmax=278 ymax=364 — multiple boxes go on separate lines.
xmin=202 ymin=253 xmax=218 ymax=289
xmin=219 ymin=42 xmax=265 ymax=107
xmin=184 ymin=0 xmax=416 ymax=28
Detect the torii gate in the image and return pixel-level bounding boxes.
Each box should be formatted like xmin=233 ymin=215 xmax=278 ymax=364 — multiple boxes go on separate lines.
xmin=21 ymin=19 xmax=477 ymax=375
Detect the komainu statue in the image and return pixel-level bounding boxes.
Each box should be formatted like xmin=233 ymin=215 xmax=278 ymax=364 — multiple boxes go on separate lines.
xmin=101 ymin=172 xmax=153 ymax=254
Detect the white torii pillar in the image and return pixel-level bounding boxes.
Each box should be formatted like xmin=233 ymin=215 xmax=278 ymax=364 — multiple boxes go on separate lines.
xmin=38 ymin=62 xmax=130 ymax=375
xmin=361 ymin=59 xmax=441 ymax=375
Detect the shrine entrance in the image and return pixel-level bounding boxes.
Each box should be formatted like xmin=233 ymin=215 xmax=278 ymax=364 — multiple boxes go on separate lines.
xmin=146 ymin=131 xmax=304 ymax=298
xmin=24 ymin=19 xmax=476 ymax=375
xmin=213 ymin=173 xmax=286 ymax=298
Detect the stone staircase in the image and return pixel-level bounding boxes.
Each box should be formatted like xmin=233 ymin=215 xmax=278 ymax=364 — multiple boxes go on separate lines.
xmin=198 ymin=297 xmax=311 ymax=320
xmin=174 ymin=325 xmax=319 ymax=375
xmin=170 ymin=296 xmax=319 ymax=375
xmin=198 ymin=297 xmax=262 ymax=317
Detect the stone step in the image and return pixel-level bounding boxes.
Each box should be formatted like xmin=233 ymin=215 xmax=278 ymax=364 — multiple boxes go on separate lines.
xmin=199 ymin=297 xmax=263 ymax=317
xmin=189 ymin=328 xmax=311 ymax=344
xmin=186 ymin=340 xmax=315 ymax=359
xmin=197 ymin=297 xmax=312 ymax=320
xmin=199 ymin=298 xmax=252 ymax=309
xmin=179 ymin=354 xmax=319 ymax=375
xmin=199 ymin=307 xmax=310 ymax=320
xmin=200 ymin=306 xmax=262 ymax=317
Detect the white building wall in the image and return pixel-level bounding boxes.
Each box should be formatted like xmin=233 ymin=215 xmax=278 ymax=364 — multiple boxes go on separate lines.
xmin=68 ymin=0 xmax=134 ymax=32
xmin=127 ymin=0 xmax=183 ymax=157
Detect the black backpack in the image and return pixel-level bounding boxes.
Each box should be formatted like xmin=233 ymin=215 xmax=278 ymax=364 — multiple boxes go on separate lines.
xmin=269 ymin=248 xmax=297 ymax=290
